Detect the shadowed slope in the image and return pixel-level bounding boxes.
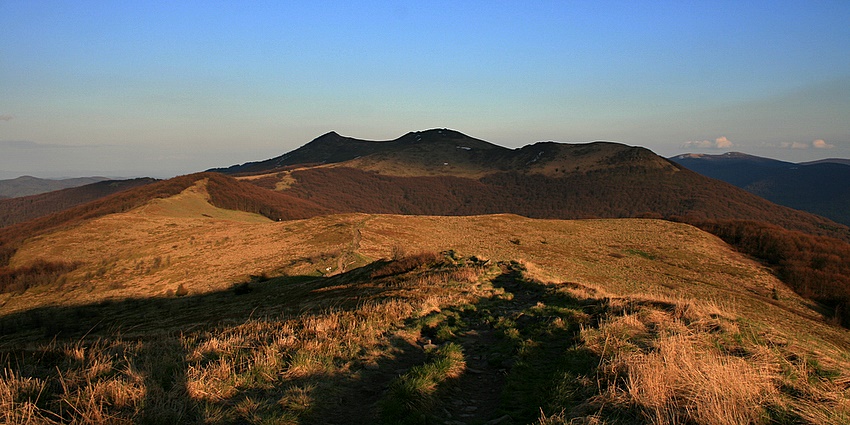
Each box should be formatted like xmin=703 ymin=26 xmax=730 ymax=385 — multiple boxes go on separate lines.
xmin=2 ymin=251 xmax=849 ymax=424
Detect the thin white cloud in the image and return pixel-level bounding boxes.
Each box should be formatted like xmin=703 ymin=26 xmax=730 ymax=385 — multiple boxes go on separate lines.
xmin=0 ymin=140 xmax=41 ymax=148
xmin=778 ymin=140 xmax=835 ymax=149
xmin=682 ymin=136 xmax=733 ymax=149
xmin=779 ymin=142 xmax=809 ymax=149
xmin=0 ymin=140 xmax=90 ymax=149
xmin=0 ymin=115 xmax=13 ymax=122
xmin=812 ymin=139 xmax=835 ymax=149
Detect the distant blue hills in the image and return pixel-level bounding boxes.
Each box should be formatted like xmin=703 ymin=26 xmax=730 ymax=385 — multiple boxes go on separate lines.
xmin=670 ymin=152 xmax=850 ymax=226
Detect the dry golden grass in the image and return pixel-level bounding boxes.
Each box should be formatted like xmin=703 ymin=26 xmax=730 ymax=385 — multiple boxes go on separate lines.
xmin=0 ymin=254 xmax=492 ymax=423
xmin=2 ymin=184 xmax=850 ymax=424
xmin=571 ymin=289 xmax=850 ymax=425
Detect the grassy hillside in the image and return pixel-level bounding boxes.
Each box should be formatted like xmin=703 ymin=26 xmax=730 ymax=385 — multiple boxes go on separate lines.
xmin=238 ymin=151 xmax=850 ymax=326
xmin=0 ymin=173 xmax=331 ymax=268
xmin=1 ymin=205 xmax=849 ymax=423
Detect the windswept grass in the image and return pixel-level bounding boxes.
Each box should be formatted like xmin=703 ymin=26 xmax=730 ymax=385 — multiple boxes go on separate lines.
xmin=0 ymin=260 xmax=79 ymax=294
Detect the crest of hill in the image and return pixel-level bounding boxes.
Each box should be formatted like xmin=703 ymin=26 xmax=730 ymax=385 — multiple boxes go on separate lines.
xmin=214 ymin=128 xmax=678 ymax=178
xmin=672 ymin=151 xmax=793 ymax=165
xmin=0 ymin=173 xmax=330 ymax=266
xmin=800 ymin=158 xmax=850 ymax=166
xmin=211 ymin=129 xmax=503 ymax=175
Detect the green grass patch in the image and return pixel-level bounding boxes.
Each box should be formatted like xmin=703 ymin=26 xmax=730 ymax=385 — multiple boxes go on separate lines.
xmin=379 ymin=343 xmax=466 ymax=424
xmin=625 ymin=248 xmax=657 ymax=260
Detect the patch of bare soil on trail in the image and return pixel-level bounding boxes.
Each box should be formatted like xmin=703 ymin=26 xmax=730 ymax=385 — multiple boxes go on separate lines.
xmin=385 ymin=263 xmax=609 ymax=425
xmin=438 ymin=269 xmax=533 ymax=424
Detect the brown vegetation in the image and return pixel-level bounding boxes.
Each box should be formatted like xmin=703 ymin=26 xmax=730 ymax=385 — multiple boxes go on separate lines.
xmin=278 ymin=166 xmax=849 ymax=241
xmin=0 ymin=254 xmax=490 ymax=424
xmin=204 ymin=172 xmax=331 ymax=221
xmin=370 ymin=252 xmax=441 ymax=279
xmin=0 ymin=172 xmax=328 ymax=268
xmin=694 ymin=219 xmax=850 ymax=326
xmin=269 ymin=166 xmax=850 ymax=329
xmin=5 ymin=258 xmax=847 ymax=424
xmin=0 ymin=174 xmax=201 ymax=267
xmin=0 ymin=260 xmax=79 ymax=294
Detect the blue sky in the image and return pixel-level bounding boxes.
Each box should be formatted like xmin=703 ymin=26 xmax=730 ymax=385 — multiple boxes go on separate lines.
xmin=1 ymin=1 xmax=849 ymax=178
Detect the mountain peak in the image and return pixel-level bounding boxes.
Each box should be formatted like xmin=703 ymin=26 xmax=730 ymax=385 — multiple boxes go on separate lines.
xmin=213 ymin=129 xmax=682 ymax=176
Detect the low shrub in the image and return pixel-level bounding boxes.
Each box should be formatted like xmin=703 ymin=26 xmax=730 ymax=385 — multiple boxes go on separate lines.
xmin=370 ymin=252 xmax=441 ymax=279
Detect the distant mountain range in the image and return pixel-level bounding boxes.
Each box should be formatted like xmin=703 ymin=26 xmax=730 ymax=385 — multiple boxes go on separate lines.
xmin=670 ymin=152 xmax=850 ymax=226
xmin=0 ymin=176 xmax=109 ymax=198
xmin=0 ymin=178 xmax=158 ymax=228
xmin=212 ymin=128 xmax=676 ymax=178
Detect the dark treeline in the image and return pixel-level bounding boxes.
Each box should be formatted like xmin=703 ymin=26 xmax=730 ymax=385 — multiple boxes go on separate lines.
xmin=694 ymin=220 xmax=850 ymax=326
xmin=285 ymin=167 xmax=849 ymax=240
xmin=205 ymin=173 xmax=331 ymax=221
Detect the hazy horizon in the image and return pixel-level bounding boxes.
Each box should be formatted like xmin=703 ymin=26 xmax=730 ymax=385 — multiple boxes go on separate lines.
xmin=2 ymin=2 xmax=849 ymax=179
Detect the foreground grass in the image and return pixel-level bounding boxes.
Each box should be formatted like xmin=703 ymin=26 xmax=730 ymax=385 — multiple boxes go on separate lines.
xmin=2 ymin=255 xmax=849 ymax=424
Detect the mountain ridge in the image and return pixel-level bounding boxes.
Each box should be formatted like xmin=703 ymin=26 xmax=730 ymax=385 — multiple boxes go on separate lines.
xmin=0 ymin=178 xmax=158 ymax=228
xmin=211 ymin=128 xmax=501 ymax=175
xmin=215 ymin=129 xmax=680 ymax=179
xmin=671 ymin=151 xmax=850 ymax=225
xmin=0 ymin=175 xmax=110 ymax=198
